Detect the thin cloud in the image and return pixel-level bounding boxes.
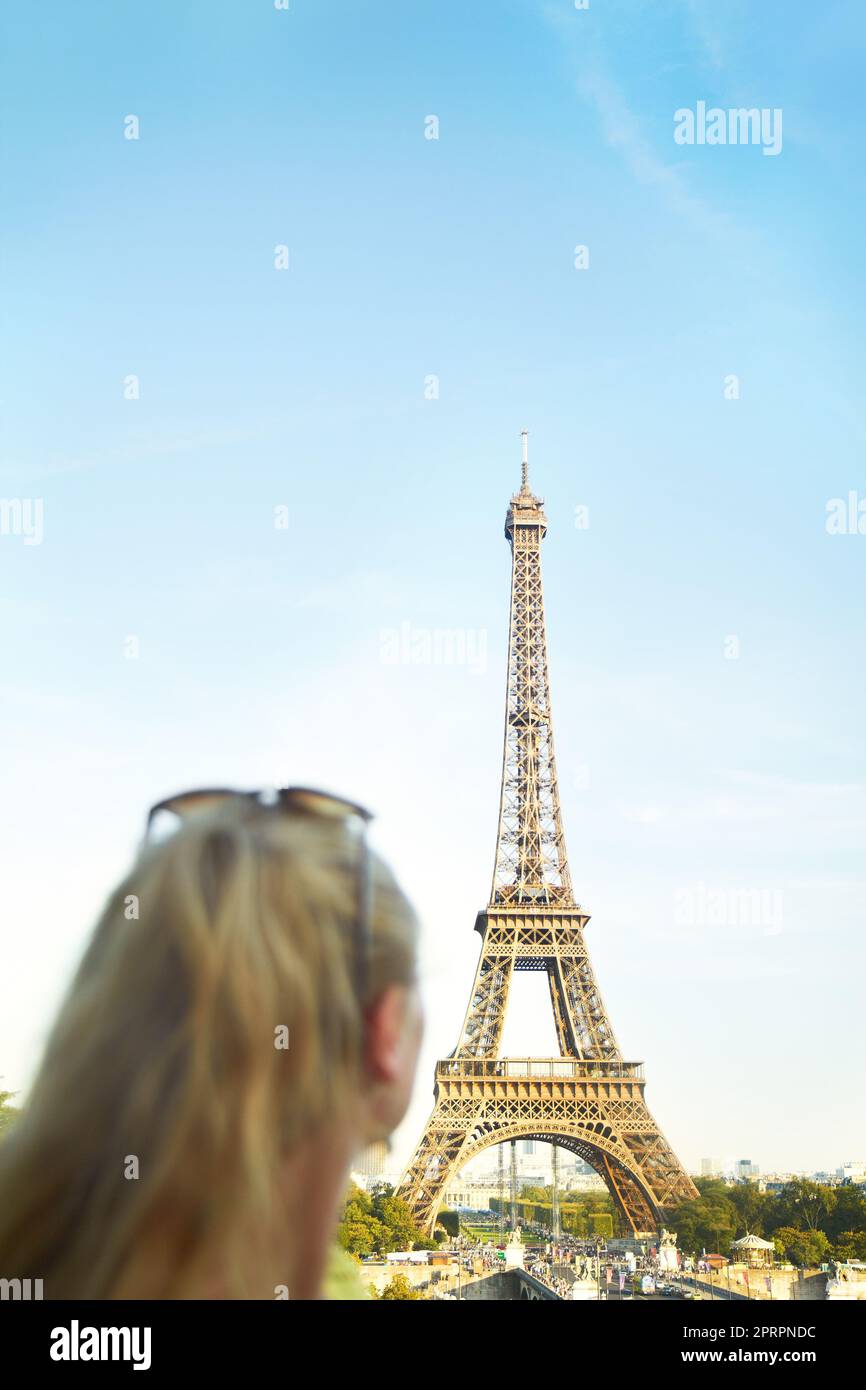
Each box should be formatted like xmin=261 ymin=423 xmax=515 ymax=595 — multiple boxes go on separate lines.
xmin=543 ymin=5 xmax=735 ymax=238
xmin=680 ymin=0 xmax=727 ymax=71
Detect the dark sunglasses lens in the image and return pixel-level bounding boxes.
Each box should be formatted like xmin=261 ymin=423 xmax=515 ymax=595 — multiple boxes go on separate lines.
xmin=147 ymin=786 xmax=371 ymax=843
xmin=147 ymin=789 xmax=236 ymax=833
xmin=281 ymin=788 xmax=371 ymax=823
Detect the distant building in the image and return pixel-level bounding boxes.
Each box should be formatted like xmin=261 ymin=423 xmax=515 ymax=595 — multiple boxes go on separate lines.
xmin=572 ymin=1159 xmax=597 ymax=1178
xmin=355 ymin=1140 xmax=389 ymax=1179
xmin=735 ymin=1159 xmax=759 ymax=1181
xmin=761 ymin=1175 xmax=794 ymax=1195
xmin=838 ymin=1161 xmax=866 ymax=1185
xmin=442 ymin=1178 xmax=502 ymax=1210
xmin=520 ymin=1171 xmax=548 ymax=1188
xmin=563 ymin=1172 xmax=607 ymax=1194
xmin=701 ymin=1158 xmax=717 ymax=1176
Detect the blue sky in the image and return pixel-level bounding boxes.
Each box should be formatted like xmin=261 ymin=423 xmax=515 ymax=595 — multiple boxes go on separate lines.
xmin=2 ymin=1 xmax=865 ymax=1176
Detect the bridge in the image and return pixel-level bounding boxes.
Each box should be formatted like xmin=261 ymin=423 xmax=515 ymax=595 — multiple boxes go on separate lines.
xmin=456 ymin=1267 xmax=563 ymax=1301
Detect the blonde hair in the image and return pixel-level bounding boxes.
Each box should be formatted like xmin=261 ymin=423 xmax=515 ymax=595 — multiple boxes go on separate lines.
xmin=0 ymin=797 xmax=418 ymax=1298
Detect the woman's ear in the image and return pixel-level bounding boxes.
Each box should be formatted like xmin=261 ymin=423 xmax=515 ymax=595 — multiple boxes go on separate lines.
xmin=364 ymin=984 xmax=414 ymax=1083
xmin=360 ymin=984 xmax=423 ymax=1143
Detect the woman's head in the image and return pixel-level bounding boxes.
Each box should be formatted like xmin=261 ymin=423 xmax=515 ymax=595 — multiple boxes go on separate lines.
xmin=0 ymin=789 xmax=422 ymax=1298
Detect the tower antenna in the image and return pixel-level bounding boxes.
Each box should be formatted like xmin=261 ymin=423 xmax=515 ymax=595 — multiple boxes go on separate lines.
xmin=520 ymin=428 xmax=529 ymax=491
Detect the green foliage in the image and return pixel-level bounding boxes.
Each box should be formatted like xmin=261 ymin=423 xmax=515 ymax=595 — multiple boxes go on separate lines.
xmin=668 ymin=1178 xmax=738 ymax=1255
xmin=437 ymin=1209 xmax=460 ymax=1239
xmin=671 ymin=1176 xmax=866 ymax=1268
xmin=589 ymin=1211 xmax=613 ymax=1237
xmin=822 ymin=1185 xmax=866 ymax=1243
xmin=375 ymin=1192 xmax=422 ymax=1251
xmin=490 ymin=1189 xmax=617 ymax=1237
xmin=727 ymin=1181 xmax=767 ymax=1233
xmin=831 ymin=1230 xmax=866 ymax=1261
xmin=773 ymin=1227 xmax=831 ymax=1268
xmin=337 ymin=1182 xmax=432 ymax=1257
xmin=373 ymin=1273 xmax=423 ymax=1300
xmin=772 ymin=1179 xmax=833 ymax=1233
xmin=338 ymin=1186 xmax=383 ymax=1257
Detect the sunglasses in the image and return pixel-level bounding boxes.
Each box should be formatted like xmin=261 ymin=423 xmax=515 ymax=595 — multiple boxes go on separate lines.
xmin=145 ymin=786 xmax=374 ymax=1001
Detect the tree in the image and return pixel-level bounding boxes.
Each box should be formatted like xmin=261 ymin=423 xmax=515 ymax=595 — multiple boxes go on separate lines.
xmin=435 ymin=1209 xmax=460 ymax=1240
xmin=693 ymin=1178 xmax=733 ymax=1201
xmin=823 ymin=1186 xmax=866 ymax=1243
xmin=374 ymin=1273 xmax=423 ymax=1300
xmin=670 ymin=1187 xmax=737 ymax=1257
xmin=831 ymin=1230 xmax=866 ymax=1262
xmin=673 ymin=1176 xmax=866 ymax=1264
xmin=728 ymin=1182 xmax=770 ymax=1236
xmin=337 ymin=1185 xmax=385 ymax=1256
xmin=337 ymin=1183 xmax=432 ymax=1257
xmin=371 ymin=1190 xmax=427 ymax=1252
xmin=773 ymin=1227 xmax=830 ymax=1268
xmin=773 ymin=1179 xmax=834 ymax=1233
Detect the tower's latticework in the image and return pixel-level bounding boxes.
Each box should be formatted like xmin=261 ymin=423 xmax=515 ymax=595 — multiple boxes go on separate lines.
xmin=398 ymin=433 xmax=698 ymax=1236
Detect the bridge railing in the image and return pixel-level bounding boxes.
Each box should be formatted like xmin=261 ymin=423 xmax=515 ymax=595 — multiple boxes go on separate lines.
xmin=437 ymin=1057 xmax=645 ymax=1080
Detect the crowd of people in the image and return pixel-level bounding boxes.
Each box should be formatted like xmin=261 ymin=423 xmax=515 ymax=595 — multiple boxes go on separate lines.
xmin=527 ymin=1261 xmax=576 ymax=1299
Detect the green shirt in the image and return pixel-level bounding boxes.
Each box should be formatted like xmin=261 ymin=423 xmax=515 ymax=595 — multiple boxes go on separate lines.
xmin=323 ymin=1245 xmax=371 ymax=1300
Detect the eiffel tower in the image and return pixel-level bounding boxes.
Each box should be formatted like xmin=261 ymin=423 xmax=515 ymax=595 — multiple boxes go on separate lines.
xmin=398 ymin=433 xmax=698 ymax=1236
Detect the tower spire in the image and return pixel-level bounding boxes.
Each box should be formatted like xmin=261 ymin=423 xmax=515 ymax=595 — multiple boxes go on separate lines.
xmin=495 ymin=447 xmax=569 ymax=906
xmin=520 ymin=428 xmax=529 ymax=492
